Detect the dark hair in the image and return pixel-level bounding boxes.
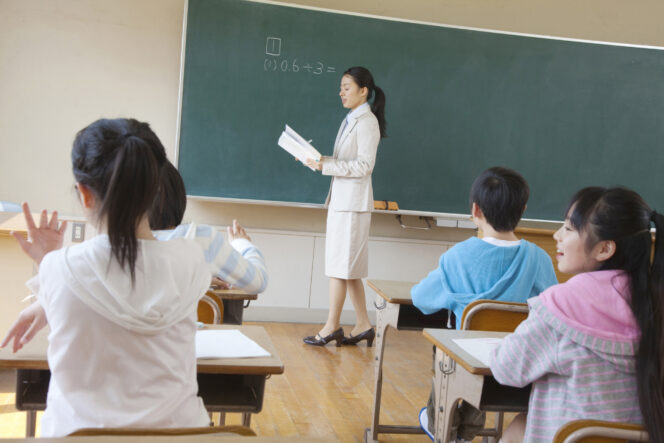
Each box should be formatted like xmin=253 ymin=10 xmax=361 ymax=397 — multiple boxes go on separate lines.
xmin=565 ymin=186 xmax=664 ymax=442
xmin=149 ymin=162 xmax=187 ymax=230
xmin=343 ymin=66 xmax=387 ymax=138
xmin=469 ymin=166 xmax=529 ymax=232
xmin=72 ymin=118 xmax=167 ymax=282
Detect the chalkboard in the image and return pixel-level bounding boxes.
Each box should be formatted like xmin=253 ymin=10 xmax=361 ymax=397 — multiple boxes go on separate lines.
xmin=177 ymin=0 xmax=664 ymax=221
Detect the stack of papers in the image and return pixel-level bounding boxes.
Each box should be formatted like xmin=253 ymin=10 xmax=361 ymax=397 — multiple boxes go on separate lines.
xmin=277 ymin=124 xmax=322 ymax=170
xmin=452 ymin=337 xmax=503 ymax=366
xmin=195 ymin=329 xmax=271 ymax=359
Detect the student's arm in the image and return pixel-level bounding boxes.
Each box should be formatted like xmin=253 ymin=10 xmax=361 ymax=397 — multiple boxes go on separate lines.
xmin=321 ymin=118 xmax=379 ymax=178
xmin=411 ymin=263 xmax=454 ymax=314
xmin=490 ymin=309 xmax=560 ymax=388
xmin=0 ymin=301 xmax=47 ymax=353
xmin=200 ymin=221 xmax=268 ymax=294
xmin=533 ymin=249 xmax=559 ymax=295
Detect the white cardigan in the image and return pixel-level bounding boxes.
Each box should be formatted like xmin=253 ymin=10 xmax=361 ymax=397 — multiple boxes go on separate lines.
xmin=322 ymin=105 xmax=380 ymax=212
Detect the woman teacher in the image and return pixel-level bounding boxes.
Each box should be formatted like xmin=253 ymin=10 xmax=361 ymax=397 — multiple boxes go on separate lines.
xmin=302 ymin=66 xmax=387 ymax=347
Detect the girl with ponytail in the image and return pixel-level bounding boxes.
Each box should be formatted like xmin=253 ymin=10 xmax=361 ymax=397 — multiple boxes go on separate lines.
xmin=2 ymin=119 xmax=211 ymax=436
xmin=302 ymin=67 xmax=386 ymax=346
xmin=490 ymin=186 xmax=663 ymax=442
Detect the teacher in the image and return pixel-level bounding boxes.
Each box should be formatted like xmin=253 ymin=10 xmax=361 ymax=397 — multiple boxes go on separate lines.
xmin=303 ymin=66 xmax=387 ymax=347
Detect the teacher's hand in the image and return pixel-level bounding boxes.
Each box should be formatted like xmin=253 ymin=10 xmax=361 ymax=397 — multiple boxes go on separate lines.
xmin=305 ymin=158 xmax=323 ymax=171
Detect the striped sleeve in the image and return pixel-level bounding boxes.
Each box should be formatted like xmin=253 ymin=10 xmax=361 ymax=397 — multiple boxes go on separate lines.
xmin=490 ymin=309 xmax=560 ymax=388
xmin=195 ymin=227 xmax=268 ymax=294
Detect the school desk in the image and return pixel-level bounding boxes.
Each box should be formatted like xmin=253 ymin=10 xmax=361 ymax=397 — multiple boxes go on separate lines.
xmin=6 ymin=437 xmax=334 ymax=442
xmin=365 ymin=279 xmax=452 ymax=443
xmin=422 ymin=329 xmax=530 ymax=443
xmin=0 ymin=324 xmax=284 ymax=437
xmin=207 ymin=288 xmax=258 ymax=324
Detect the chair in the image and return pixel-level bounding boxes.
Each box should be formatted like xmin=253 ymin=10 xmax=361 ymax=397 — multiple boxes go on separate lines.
xmin=69 ymin=424 xmax=255 ymax=436
xmin=460 ymin=299 xmax=529 ymax=332
xmin=198 ymin=292 xmax=223 ymax=324
xmin=553 ymin=419 xmax=648 ymax=443
xmin=460 ymin=299 xmax=530 ymax=442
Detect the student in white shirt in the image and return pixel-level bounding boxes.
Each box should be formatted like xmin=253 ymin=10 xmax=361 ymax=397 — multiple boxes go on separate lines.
xmin=1 ymin=118 xmax=210 ymax=436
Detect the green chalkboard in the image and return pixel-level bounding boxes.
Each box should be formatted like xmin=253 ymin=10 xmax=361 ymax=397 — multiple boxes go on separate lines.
xmin=177 ymin=0 xmax=664 ymax=221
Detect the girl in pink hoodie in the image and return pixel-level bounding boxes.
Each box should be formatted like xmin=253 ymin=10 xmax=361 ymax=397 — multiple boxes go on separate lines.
xmin=491 ymin=187 xmax=663 ymax=443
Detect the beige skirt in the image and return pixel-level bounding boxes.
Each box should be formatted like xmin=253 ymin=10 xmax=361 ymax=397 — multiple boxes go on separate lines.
xmin=325 ymin=209 xmax=371 ymax=279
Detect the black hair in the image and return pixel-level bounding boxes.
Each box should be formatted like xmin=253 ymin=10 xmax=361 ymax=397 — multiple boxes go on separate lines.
xmin=343 ymin=66 xmax=387 ymax=138
xmin=469 ymin=166 xmax=529 ymax=232
xmin=71 ymin=118 xmax=167 ymax=282
xmin=565 ymin=186 xmax=664 ymax=442
xmin=149 ymin=161 xmax=187 ymax=230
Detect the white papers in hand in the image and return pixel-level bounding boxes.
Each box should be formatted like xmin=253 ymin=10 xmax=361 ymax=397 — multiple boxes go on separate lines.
xmin=196 ymin=329 xmax=271 ymax=359
xmin=278 ymin=124 xmax=322 ymax=170
xmin=452 ymin=337 xmax=504 ymax=366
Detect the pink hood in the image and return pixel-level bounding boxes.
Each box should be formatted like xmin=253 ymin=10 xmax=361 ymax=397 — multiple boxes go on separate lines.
xmin=538 ymin=270 xmax=639 ymax=342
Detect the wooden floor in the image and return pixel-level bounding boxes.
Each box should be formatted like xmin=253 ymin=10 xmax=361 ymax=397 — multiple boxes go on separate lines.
xmin=0 ymin=322 xmax=506 ymax=441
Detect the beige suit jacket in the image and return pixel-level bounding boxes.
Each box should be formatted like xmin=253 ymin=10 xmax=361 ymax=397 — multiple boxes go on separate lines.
xmin=322 ymin=106 xmax=380 ymax=212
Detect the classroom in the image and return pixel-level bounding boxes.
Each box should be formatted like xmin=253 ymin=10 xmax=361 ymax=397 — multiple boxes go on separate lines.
xmin=0 ymin=0 xmax=662 ymax=441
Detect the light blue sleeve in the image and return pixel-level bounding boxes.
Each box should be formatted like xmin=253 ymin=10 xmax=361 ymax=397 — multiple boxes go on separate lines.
xmin=533 ymin=248 xmax=558 ymax=295
xmin=411 ymin=254 xmax=454 ymax=314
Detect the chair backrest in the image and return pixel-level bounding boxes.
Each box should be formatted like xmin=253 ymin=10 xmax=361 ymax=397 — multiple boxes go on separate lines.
xmin=198 ymin=292 xmax=223 ymax=324
xmin=70 ymin=424 xmax=255 ymax=436
xmin=460 ymin=299 xmax=529 ymax=332
xmin=553 ymin=419 xmax=648 ymax=443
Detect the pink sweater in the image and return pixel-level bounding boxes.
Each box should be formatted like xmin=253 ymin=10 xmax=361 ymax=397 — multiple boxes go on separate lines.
xmin=490 ymin=270 xmax=641 ymax=443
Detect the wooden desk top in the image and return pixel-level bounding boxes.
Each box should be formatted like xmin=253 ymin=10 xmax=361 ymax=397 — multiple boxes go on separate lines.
xmin=423 ymin=329 xmax=509 ymax=376
xmin=366 ymin=279 xmax=417 ymax=305
xmin=208 ymin=288 xmax=258 ymax=300
xmin=0 ymin=324 xmax=283 ymax=376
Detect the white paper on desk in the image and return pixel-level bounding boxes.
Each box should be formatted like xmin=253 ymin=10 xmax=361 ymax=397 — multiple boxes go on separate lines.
xmin=452 ymin=338 xmax=503 ymax=366
xmin=195 ymin=330 xmax=270 ymax=359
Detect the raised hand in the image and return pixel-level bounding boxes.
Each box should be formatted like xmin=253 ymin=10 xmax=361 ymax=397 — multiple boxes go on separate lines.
xmin=227 ymin=219 xmax=251 ymax=242
xmin=11 ymin=202 xmax=67 ymax=265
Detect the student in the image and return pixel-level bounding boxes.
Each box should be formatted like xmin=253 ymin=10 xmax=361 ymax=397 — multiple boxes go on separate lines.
xmin=2 ymin=118 xmax=211 ymax=436
xmin=491 ymin=187 xmax=664 ymax=443
xmin=150 ymin=162 xmax=268 ymax=300
xmin=413 ymin=166 xmax=557 ymax=441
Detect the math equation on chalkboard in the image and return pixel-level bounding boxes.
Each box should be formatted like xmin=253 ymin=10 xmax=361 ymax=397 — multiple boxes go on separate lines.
xmin=264 ymin=36 xmax=336 ymax=76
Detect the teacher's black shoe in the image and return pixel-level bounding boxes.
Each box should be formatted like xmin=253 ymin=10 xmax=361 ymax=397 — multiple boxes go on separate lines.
xmin=303 ymin=327 xmax=345 ymax=347
xmin=341 ymin=328 xmax=375 ymax=347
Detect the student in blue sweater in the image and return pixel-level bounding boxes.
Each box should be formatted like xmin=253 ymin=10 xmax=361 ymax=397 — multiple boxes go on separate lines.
xmin=413 ymin=166 xmax=557 ymax=441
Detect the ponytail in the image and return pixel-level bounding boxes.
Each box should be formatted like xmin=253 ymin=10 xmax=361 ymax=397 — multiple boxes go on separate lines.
xmin=566 ymin=187 xmax=664 ymax=440
xmin=372 ymin=85 xmax=387 ymax=138
xmin=72 ymin=118 xmax=166 ymax=282
xmin=636 ymin=210 xmax=664 ymax=441
xmin=343 ymin=66 xmax=387 ymax=138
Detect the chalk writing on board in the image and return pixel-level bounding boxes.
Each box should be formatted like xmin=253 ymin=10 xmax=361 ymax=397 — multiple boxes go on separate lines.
xmin=263 ymin=58 xmax=336 ymax=75
xmin=264 ymin=37 xmax=335 ymax=75
xmin=265 ymin=37 xmax=281 ymax=56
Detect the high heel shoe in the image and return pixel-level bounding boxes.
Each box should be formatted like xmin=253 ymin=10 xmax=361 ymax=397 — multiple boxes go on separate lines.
xmin=341 ymin=328 xmax=375 ymax=346
xmin=303 ymin=327 xmax=345 ymax=347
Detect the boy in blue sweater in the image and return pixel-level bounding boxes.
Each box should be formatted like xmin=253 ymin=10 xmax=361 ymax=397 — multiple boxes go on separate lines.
xmin=413 ymin=166 xmax=557 ymax=441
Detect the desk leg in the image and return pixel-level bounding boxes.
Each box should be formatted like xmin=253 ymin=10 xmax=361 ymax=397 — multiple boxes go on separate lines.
xmin=26 ymin=411 xmax=36 ymax=437
xmin=241 ymin=412 xmax=251 ymax=427
xmin=367 ymin=297 xmax=400 ymax=442
xmin=434 ymin=349 xmax=484 ymax=443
